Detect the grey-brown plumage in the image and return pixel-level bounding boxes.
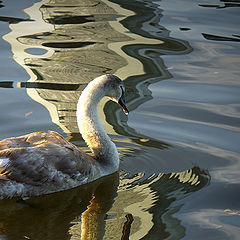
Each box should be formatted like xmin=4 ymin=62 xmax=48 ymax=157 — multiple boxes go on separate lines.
xmin=0 ymin=131 xmax=97 ymax=198
xmin=0 ymin=74 xmax=128 ymax=199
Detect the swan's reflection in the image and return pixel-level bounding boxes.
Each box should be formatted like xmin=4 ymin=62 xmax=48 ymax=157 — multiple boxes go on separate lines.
xmin=0 ymin=173 xmax=119 ymax=240
xmin=0 ymin=166 xmax=209 ymax=240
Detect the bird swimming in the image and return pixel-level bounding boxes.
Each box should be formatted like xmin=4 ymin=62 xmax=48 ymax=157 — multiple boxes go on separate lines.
xmin=0 ymin=74 xmax=128 ymax=199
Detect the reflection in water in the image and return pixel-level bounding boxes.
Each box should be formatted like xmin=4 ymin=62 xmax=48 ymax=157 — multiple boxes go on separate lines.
xmin=121 ymin=214 xmax=134 ymax=240
xmin=1 ymin=0 xmax=192 ymax=147
xmin=2 ymin=0 xmax=193 ymax=146
xmin=105 ymin=0 xmax=192 ymax=142
xmin=198 ymin=2 xmax=240 ymax=47
xmin=0 ymin=173 xmax=119 ymax=240
xmin=0 ymin=81 xmax=13 ymax=88
xmin=1 ymin=0 xmax=213 ymax=239
xmin=2 ymin=0 xmax=192 ymax=142
xmin=202 ymin=33 xmax=240 ymax=42
xmin=0 ymin=16 xmax=33 ymax=24
xmin=19 ymin=81 xmax=86 ymax=91
xmin=114 ymin=167 xmax=210 ymax=239
xmin=0 ymin=167 xmax=209 ymax=240
xmin=9 ymin=0 xmax=131 ymax=137
xmin=199 ymin=1 xmax=240 ymax=9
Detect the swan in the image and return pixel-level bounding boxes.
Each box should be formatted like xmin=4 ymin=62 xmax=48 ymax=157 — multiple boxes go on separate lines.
xmin=0 ymin=74 xmax=128 ymax=199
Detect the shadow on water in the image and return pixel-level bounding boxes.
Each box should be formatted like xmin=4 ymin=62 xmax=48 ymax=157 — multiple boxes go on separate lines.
xmin=0 ymin=167 xmax=209 ymax=239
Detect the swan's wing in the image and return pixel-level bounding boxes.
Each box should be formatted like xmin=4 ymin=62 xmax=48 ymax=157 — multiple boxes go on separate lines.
xmin=0 ymin=131 xmax=70 ymax=150
xmin=0 ymin=137 xmax=95 ymax=186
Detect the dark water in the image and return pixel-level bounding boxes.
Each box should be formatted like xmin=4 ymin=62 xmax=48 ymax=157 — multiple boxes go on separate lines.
xmin=0 ymin=0 xmax=240 ymax=239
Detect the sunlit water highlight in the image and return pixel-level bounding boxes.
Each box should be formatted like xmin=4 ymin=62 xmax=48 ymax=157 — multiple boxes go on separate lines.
xmin=0 ymin=0 xmax=240 ymax=239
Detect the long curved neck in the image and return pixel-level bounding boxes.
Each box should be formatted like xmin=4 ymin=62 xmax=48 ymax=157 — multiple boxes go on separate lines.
xmin=77 ymin=82 xmax=119 ymax=169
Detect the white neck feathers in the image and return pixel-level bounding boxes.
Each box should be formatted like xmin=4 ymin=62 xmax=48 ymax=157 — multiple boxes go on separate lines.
xmin=76 ymin=78 xmax=119 ymax=168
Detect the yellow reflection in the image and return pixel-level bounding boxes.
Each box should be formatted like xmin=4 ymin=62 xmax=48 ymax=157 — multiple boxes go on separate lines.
xmin=103 ymin=167 xmax=209 ymax=239
xmin=0 ymin=167 xmax=209 ymax=239
xmin=102 ymin=0 xmax=163 ymax=79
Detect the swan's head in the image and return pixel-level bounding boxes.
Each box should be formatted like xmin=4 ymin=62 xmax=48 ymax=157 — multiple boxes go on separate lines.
xmin=97 ymin=74 xmax=129 ymax=115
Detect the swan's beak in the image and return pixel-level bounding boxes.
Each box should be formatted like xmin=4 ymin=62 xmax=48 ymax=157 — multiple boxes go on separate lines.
xmin=118 ymin=94 xmax=129 ymax=115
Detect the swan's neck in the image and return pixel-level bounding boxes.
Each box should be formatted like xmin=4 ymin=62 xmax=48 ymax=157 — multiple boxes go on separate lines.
xmin=77 ymin=82 xmax=119 ymax=170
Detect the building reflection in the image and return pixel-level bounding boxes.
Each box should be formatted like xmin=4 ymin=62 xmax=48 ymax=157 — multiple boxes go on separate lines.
xmin=104 ymin=0 xmax=192 ymax=139
xmin=104 ymin=166 xmax=210 ymax=239
xmin=2 ymin=0 xmax=192 ymax=142
xmin=3 ymin=0 xmax=131 ymax=137
xmin=0 ymin=167 xmax=209 ymax=239
xmin=0 ymin=0 xmax=207 ymax=239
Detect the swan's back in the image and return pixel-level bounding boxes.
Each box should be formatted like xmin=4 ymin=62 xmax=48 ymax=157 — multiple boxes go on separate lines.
xmin=0 ymin=131 xmax=100 ymax=199
xmin=0 ymin=131 xmax=71 ymax=150
xmin=0 ymin=74 xmax=128 ymax=199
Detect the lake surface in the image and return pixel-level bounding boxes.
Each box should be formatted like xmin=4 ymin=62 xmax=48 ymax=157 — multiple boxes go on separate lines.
xmin=0 ymin=0 xmax=240 ymax=239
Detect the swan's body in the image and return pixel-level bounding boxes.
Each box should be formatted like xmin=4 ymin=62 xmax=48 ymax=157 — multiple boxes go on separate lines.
xmin=0 ymin=74 xmax=128 ymax=199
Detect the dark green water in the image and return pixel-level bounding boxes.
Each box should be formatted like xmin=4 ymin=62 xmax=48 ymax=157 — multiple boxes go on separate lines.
xmin=0 ymin=0 xmax=239 ymax=239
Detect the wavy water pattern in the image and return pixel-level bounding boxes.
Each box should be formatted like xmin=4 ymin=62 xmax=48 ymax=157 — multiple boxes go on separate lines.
xmin=0 ymin=0 xmax=240 ymax=239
